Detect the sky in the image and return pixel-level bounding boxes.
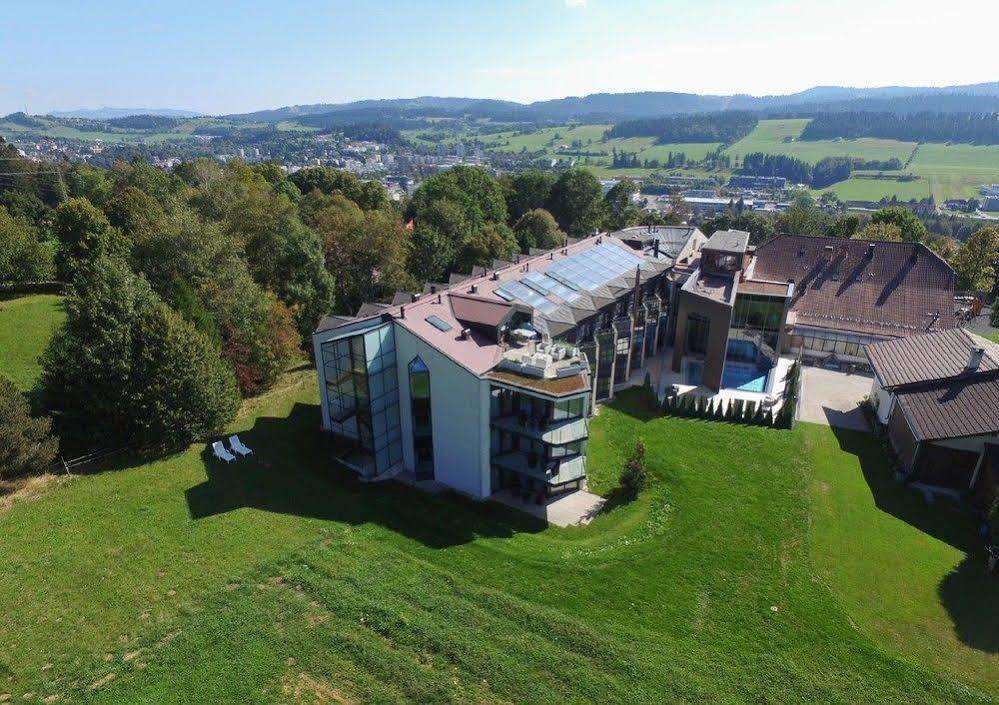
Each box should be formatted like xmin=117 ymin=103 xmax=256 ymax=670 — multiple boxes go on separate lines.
xmin=2 ymin=0 xmax=998 ymax=116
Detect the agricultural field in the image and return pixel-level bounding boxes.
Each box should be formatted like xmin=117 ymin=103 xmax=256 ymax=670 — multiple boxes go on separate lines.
xmin=0 ymin=380 xmax=994 ymax=703
xmin=909 ymin=142 xmax=999 ymax=201
xmin=0 ymin=294 xmax=65 ymax=391
xmin=818 ymin=174 xmax=931 ymax=202
xmin=724 ymin=118 xmax=918 ymax=165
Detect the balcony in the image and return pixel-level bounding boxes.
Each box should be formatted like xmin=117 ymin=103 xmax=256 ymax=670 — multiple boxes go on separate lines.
xmin=491 ymin=452 xmax=587 ymax=487
xmin=490 ymin=415 xmax=588 ymax=444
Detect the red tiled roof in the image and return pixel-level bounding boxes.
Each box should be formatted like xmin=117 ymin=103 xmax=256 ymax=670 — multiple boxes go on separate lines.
xmin=753 ymin=236 xmax=956 ymax=338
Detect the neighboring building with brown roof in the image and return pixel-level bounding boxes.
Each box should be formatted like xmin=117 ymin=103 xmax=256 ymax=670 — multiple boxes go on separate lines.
xmin=754 ymin=236 xmax=956 ymax=367
xmin=865 ymin=328 xmax=999 ymax=492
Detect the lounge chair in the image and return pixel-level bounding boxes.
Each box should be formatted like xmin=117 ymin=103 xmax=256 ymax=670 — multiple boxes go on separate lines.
xmin=229 ymin=435 xmax=253 ymax=457
xmin=212 ymin=441 xmax=236 ymax=464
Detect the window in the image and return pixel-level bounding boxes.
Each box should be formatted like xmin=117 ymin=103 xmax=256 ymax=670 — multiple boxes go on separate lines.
xmin=686 ymin=314 xmax=710 ymax=355
xmin=409 ymin=356 xmax=434 ymax=479
xmin=425 ymin=315 xmax=452 ymax=332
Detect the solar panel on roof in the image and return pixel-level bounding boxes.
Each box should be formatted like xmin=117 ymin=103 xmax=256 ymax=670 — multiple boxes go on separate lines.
xmin=494 ymin=287 xmax=515 ymax=301
xmin=425 ymin=315 xmax=452 ymax=332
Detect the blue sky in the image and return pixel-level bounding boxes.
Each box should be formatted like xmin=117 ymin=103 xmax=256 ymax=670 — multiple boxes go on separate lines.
xmin=2 ymin=0 xmax=997 ymax=115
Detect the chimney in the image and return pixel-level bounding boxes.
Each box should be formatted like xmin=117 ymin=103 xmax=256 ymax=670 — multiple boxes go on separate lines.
xmin=430 ymin=285 xmax=437 ymax=294
xmin=399 ymin=305 xmax=405 ymax=319
xmin=411 ymin=293 xmax=421 ymax=303
xmin=469 ymin=284 xmax=477 ymax=294
xmin=653 ymin=239 xmax=661 ymax=259
xmin=459 ymin=328 xmax=470 ymax=340
xmin=866 ymin=243 xmax=876 ymax=259
xmin=967 ymin=347 xmax=985 ymax=372
xmin=437 ymin=293 xmax=442 ymax=304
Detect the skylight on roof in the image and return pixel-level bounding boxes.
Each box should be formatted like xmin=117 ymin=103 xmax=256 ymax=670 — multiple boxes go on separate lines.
xmin=425 ymin=315 xmax=452 ymax=332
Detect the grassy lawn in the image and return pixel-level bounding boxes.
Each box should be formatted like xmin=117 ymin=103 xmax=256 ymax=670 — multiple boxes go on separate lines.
xmin=0 ymin=383 xmax=994 ymax=702
xmin=0 ymin=294 xmax=65 ymax=391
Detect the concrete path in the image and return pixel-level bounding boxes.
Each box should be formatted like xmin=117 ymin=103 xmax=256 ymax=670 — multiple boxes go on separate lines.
xmin=491 ymin=489 xmax=606 ymax=527
xmin=798 ymin=366 xmax=872 ymax=431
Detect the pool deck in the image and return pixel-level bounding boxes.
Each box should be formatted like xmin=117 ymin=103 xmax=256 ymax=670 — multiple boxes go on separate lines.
xmin=620 ymin=348 xmax=794 ymax=412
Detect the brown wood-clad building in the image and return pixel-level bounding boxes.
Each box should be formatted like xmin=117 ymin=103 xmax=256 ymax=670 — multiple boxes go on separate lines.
xmin=865 ymin=328 xmax=999 ymax=495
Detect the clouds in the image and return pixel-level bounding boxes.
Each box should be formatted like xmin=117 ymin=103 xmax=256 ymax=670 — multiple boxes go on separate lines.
xmin=564 ymin=0 xmax=587 ymax=7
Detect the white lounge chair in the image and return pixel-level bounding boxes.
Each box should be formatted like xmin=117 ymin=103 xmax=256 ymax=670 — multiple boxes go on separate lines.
xmin=229 ymin=435 xmax=253 ymax=457
xmin=212 ymin=441 xmax=236 ymax=464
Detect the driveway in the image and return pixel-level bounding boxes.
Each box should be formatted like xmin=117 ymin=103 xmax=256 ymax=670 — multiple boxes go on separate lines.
xmin=798 ymin=366 xmax=872 ymax=431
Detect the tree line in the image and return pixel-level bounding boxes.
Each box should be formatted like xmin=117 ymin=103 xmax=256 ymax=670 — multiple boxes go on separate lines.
xmin=605 ymin=112 xmax=758 ymax=144
xmin=740 ymin=152 xmax=903 ymax=188
xmin=801 ymin=111 xmax=999 ymax=145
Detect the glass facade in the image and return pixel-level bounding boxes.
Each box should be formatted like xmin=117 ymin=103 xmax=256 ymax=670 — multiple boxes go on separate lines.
xmin=320 ymin=324 xmax=402 ymax=475
xmin=408 ymin=356 xmax=434 ymax=479
xmin=789 ymin=329 xmax=882 ymax=360
xmin=728 ymin=294 xmax=784 ymax=365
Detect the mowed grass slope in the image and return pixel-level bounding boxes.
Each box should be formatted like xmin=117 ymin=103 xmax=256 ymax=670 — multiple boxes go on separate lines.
xmin=0 ymin=294 xmax=65 ymax=390
xmin=0 ymin=382 xmax=993 ymax=703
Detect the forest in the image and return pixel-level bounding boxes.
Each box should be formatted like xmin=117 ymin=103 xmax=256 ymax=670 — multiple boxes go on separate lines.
xmin=605 ymin=111 xmax=758 ymax=143
xmin=801 ymin=111 xmax=999 ymax=144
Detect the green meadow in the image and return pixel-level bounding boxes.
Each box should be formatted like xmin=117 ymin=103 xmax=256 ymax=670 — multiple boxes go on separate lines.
xmin=0 ymin=373 xmax=994 ymax=703
xmin=0 ymin=294 xmax=65 ymax=391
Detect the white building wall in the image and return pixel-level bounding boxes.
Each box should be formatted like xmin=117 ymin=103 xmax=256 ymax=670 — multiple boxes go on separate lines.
xmin=394 ymin=325 xmax=492 ymax=499
xmin=870 ymin=377 xmax=894 ymax=425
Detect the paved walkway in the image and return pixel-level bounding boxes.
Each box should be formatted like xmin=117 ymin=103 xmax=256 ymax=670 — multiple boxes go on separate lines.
xmin=798 ymin=366 xmax=872 ymax=431
xmin=490 ymin=489 xmax=606 ymax=527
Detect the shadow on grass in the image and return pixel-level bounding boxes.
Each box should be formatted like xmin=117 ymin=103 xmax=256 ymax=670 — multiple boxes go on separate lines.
xmin=829 ymin=424 xmax=976 ymax=552
xmin=601 ymin=387 xmax=662 ymax=423
xmin=938 ymin=554 xmax=999 ymax=654
xmin=830 ymin=425 xmax=999 ymax=654
xmin=185 ymin=402 xmax=546 ymax=549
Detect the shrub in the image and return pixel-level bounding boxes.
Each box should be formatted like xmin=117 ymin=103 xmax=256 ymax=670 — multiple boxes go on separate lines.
xmin=619 ymin=438 xmax=648 ymax=500
xmin=0 ymin=374 xmax=58 ymax=479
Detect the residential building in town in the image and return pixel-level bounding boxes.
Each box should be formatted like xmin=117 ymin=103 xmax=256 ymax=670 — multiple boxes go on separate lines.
xmin=865 ymin=328 xmax=999 ymax=508
xmin=313 ymin=229 xmax=701 ymax=500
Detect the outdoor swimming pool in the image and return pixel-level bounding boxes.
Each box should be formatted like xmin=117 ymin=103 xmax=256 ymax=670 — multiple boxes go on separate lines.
xmin=721 ymin=362 xmax=769 ymax=393
xmin=685 ymin=360 xmax=770 ymax=393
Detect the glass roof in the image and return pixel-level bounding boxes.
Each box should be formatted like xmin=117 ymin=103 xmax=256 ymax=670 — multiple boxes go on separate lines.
xmin=492 ymin=243 xmax=643 ymax=316
xmin=547 ymin=242 xmax=642 ymax=292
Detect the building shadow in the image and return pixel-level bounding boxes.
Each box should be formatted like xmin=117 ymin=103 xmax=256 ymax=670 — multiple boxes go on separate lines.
xmin=937 ymin=553 xmax=999 ymax=654
xmin=604 ymin=386 xmax=663 ymax=423
xmin=820 ymin=406 xmax=869 ymax=432
xmin=830 ymin=425 xmax=999 ymax=654
xmin=829 ymin=424 xmax=975 ymax=551
xmin=185 ymin=403 xmax=546 ymax=549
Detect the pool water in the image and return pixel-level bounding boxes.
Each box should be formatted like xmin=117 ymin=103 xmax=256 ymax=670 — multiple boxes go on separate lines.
xmin=685 ymin=360 xmax=770 ymax=393
xmin=721 ymin=362 xmax=769 ymax=392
